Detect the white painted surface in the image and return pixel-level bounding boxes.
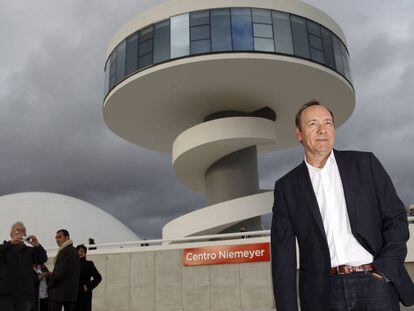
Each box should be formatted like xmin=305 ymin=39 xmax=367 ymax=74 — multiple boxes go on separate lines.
xmin=104 ymin=53 xmax=354 ymax=153
xmin=0 ymin=192 xmax=139 ymax=249
xmin=173 ymin=117 xmax=276 ymax=193
xmin=163 ymin=192 xmax=273 ymax=239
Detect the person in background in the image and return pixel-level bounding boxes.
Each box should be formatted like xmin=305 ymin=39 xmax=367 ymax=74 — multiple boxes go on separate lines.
xmin=75 ymin=245 xmax=102 ymax=311
xmin=48 ymin=229 xmax=80 ymax=311
xmin=0 ymin=222 xmax=47 ymax=311
xmin=33 ymin=264 xmax=49 ymax=311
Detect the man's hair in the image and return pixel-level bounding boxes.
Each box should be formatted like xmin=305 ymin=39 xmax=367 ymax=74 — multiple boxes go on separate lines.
xmin=295 ymin=99 xmax=335 ymax=130
xmin=10 ymin=221 xmax=25 ymax=235
xmin=56 ymin=229 xmax=70 ymax=237
xmin=76 ymin=244 xmax=87 ymax=254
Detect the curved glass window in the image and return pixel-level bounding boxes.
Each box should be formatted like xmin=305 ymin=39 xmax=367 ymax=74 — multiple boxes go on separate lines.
xmin=105 ymin=7 xmax=352 ymax=96
xmin=231 ymin=8 xmax=254 ymax=51
xmin=211 ymin=9 xmax=232 ymax=52
xmin=171 ymin=14 xmax=190 ymax=58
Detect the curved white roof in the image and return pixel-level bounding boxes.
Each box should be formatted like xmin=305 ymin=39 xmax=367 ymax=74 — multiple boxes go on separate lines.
xmin=0 ymin=192 xmax=139 ymax=249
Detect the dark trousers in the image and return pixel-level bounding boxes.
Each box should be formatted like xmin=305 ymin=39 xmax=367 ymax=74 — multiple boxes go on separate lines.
xmin=330 ymin=272 xmax=400 ymax=310
xmin=0 ymin=299 xmax=32 ymax=311
xmin=75 ymin=298 xmax=91 ymax=311
xmin=49 ymin=301 xmax=76 ymax=311
xmin=39 ymin=298 xmax=48 ymax=311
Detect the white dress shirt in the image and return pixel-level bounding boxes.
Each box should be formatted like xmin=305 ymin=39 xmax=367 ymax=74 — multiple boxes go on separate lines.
xmin=305 ymin=151 xmax=373 ymax=267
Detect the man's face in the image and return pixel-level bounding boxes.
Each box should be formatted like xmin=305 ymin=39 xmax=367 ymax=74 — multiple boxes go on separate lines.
xmin=10 ymin=223 xmax=26 ymax=240
xmin=55 ymin=232 xmax=68 ymax=247
xmin=295 ymin=105 xmax=335 ymax=158
xmin=78 ymin=248 xmax=86 ymax=258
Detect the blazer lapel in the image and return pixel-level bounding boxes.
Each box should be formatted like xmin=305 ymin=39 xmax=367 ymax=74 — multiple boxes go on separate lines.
xmin=297 ymin=162 xmax=327 ymax=239
xmin=333 ymin=150 xmax=358 ymax=229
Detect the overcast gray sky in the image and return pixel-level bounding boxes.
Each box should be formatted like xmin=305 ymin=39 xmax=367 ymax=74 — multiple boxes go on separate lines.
xmin=0 ymin=0 xmax=413 ymax=239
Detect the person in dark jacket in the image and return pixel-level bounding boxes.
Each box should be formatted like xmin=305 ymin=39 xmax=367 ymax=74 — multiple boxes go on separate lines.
xmin=48 ymin=229 xmax=80 ymax=311
xmin=75 ymin=245 xmax=102 ymax=311
xmin=0 ymin=222 xmax=47 ymax=311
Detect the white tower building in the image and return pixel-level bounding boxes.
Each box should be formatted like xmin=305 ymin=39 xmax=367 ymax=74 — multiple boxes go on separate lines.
xmin=103 ymin=0 xmax=355 ymax=239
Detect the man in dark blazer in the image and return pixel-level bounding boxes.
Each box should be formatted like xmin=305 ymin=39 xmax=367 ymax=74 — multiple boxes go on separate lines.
xmin=48 ymin=229 xmax=80 ymax=311
xmin=75 ymin=245 xmax=102 ymax=311
xmin=271 ymin=101 xmax=414 ymax=311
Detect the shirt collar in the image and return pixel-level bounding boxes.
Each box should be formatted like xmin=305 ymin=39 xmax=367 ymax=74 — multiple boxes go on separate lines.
xmin=304 ymin=150 xmax=335 ymax=172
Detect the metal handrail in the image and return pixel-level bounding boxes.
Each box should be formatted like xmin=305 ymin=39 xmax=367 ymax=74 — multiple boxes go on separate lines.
xmin=46 ymin=216 xmax=414 ymax=252
xmin=46 ymin=230 xmax=271 ymax=251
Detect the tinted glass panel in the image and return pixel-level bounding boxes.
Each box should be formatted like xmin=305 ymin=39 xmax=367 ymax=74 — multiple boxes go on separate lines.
xmin=116 ymin=41 xmax=126 ymax=83
xmin=109 ymin=51 xmax=116 ymax=79
xmin=171 ymin=14 xmax=190 ymax=58
xmin=307 ymin=21 xmax=321 ymax=37
xmin=139 ymin=26 xmax=153 ymax=42
xmin=231 ymin=8 xmax=253 ymax=51
xmin=154 ymin=20 xmax=170 ymax=64
xmin=211 ymin=9 xmax=232 ymax=51
xmin=191 ymin=25 xmax=210 ymax=41
xmin=311 ymin=48 xmax=324 ymax=63
xmin=272 ymin=12 xmax=293 ymax=54
xmin=126 ymin=33 xmax=138 ymax=76
xmin=321 ymin=28 xmax=335 ymax=69
xmin=109 ymin=75 xmax=116 ymax=91
xmin=291 ymin=15 xmax=310 ymax=58
xmin=190 ymin=10 xmax=209 ymax=26
xmin=191 ymin=39 xmax=211 ymax=55
xmin=309 ymin=34 xmax=323 ymax=50
xmin=341 ymin=43 xmax=351 ymax=81
xmin=254 ymin=38 xmax=275 ymax=52
xmin=334 ymin=38 xmax=344 ymax=70
xmin=139 ymin=39 xmax=153 ymax=56
xmin=333 ymin=36 xmax=344 ymax=74
xmin=139 ymin=53 xmax=152 ymax=69
xmin=252 ymin=8 xmax=272 ymax=24
xmin=253 ymin=23 xmax=273 ymax=38
xmin=104 ymin=58 xmax=110 ymax=95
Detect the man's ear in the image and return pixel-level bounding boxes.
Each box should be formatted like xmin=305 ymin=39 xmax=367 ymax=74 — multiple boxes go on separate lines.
xmin=295 ymin=127 xmax=302 ymax=142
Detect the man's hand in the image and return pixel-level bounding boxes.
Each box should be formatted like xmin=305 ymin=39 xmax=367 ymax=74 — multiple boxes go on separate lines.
xmin=84 ymin=285 xmax=88 ymax=292
xmin=28 ymin=235 xmax=40 ymax=247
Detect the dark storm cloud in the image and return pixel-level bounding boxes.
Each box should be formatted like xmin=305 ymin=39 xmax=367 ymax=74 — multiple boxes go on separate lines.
xmin=0 ymin=0 xmax=413 ymax=239
xmin=0 ymin=0 xmax=203 ymax=239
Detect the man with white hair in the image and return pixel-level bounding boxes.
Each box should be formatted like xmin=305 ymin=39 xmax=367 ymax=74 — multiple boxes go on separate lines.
xmin=0 ymin=222 xmax=48 ymax=311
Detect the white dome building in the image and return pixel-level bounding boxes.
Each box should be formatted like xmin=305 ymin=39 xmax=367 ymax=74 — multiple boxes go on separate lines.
xmin=0 ymin=192 xmax=139 ymax=249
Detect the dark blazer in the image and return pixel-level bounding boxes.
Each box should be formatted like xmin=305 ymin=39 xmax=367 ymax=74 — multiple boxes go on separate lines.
xmin=271 ymin=150 xmax=414 ymax=311
xmin=76 ymin=257 xmax=102 ymax=310
xmin=0 ymin=242 xmax=47 ymax=299
xmin=48 ymin=243 xmax=80 ymax=303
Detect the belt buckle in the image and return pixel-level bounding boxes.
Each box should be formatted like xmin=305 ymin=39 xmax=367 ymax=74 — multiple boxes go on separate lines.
xmin=336 ymin=265 xmax=346 ymax=275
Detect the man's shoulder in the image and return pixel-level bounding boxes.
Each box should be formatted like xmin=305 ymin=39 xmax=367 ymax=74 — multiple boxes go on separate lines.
xmin=59 ymin=244 xmax=77 ymax=256
xmin=334 ymin=149 xmax=375 ymax=165
xmin=275 ymin=162 xmax=304 ymax=187
xmin=334 ymin=149 xmax=372 ymax=159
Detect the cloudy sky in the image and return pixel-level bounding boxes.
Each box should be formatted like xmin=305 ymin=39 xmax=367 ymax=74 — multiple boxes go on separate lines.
xmin=0 ymin=0 xmax=413 ymax=239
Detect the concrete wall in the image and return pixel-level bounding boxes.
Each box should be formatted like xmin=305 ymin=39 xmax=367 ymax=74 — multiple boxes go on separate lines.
xmin=87 ymin=248 xmax=274 ymax=311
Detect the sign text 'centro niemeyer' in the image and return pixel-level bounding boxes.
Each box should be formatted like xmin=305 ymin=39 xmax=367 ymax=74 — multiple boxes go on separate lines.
xmin=183 ymin=243 xmax=270 ymax=266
